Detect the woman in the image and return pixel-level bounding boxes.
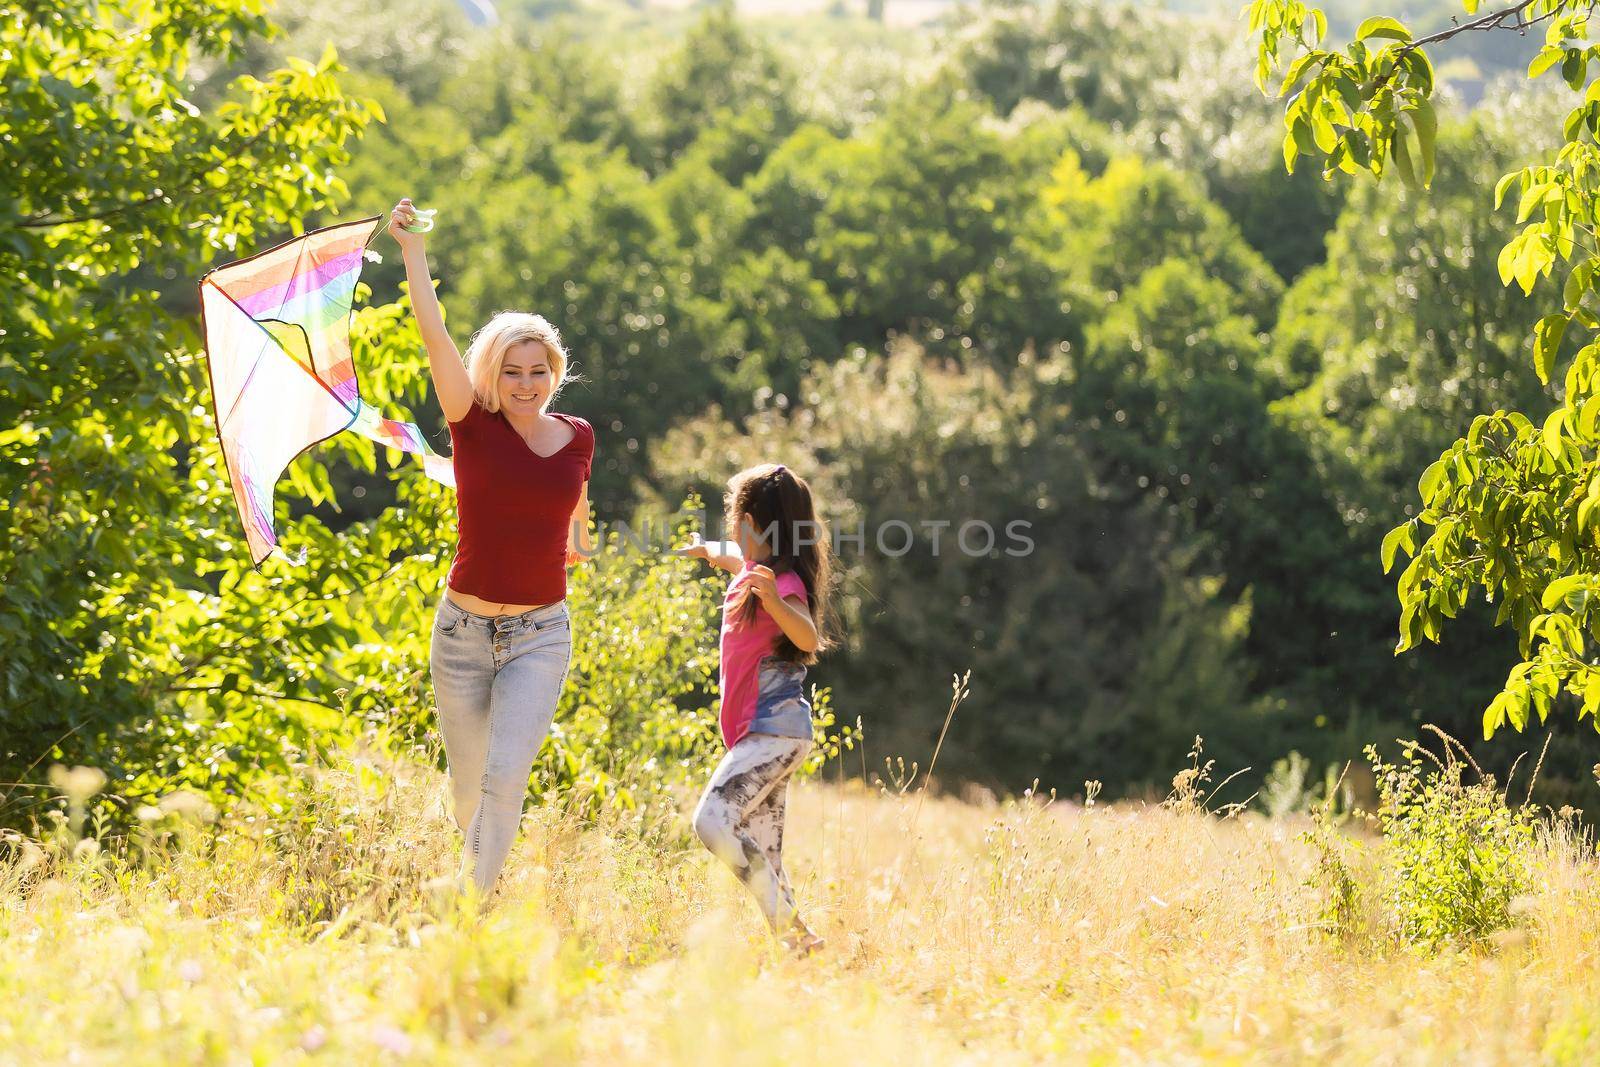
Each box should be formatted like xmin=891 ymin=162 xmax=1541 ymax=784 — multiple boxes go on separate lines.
xmin=391 ymin=198 xmax=595 ymax=895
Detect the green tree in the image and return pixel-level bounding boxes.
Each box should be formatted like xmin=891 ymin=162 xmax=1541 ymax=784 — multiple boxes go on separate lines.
xmin=1078 ymin=256 xmax=1374 ymax=743
xmin=1236 ymin=93 xmax=1578 ymax=780
xmin=1248 ymin=0 xmax=1600 ymax=741
xmin=251 ymin=0 xmax=479 ymax=102
xmin=652 ymin=154 xmax=841 ymax=406
xmin=1270 ymin=107 xmax=1559 ymax=525
xmin=644 ymin=2 xmax=802 ymax=174
xmin=747 ymin=87 xmax=1083 ymax=363
xmin=951 ymin=0 xmax=1347 ymax=281
xmin=1 ymin=2 xmax=381 ymax=790
xmin=947 ymin=0 xmax=1184 ymax=126
xmin=0 ymin=3 xmax=753 ymax=828
xmin=1038 ymin=152 xmax=1285 ymax=328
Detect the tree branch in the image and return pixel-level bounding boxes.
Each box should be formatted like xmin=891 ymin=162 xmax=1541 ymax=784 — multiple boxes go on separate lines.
xmin=15 ymin=119 xmax=282 ymax=230
xmin=166 ymin=683 xmax=344 ymax=714
xmin=1401 ymin=0 xmax=1542 ymax=53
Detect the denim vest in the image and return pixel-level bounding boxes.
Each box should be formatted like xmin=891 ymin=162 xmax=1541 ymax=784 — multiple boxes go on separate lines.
xmin=748 ymin=656 xmax=813 ymax=739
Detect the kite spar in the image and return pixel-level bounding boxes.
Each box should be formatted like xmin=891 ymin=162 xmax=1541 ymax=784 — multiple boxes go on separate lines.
xmin=199 ymin=215 xmax=455 ymax=566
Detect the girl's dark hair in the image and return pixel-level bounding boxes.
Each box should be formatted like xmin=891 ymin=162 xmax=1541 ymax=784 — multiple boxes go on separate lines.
xmin=726 ymin=462 xmax=833 ymax=665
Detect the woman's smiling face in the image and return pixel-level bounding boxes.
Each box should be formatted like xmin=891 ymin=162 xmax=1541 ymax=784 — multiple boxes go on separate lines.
xmin=497 ymin=340 xmax=554 ymax=414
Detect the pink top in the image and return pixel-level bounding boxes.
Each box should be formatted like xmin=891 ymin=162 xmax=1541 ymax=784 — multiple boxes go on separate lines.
xmin=719 ymin=562 xmax=809 ymax=747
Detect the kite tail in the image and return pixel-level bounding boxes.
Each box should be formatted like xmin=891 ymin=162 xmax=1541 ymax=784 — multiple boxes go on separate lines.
xmin=348 ymin=400 xmax=457 ymax=489
xmin=421 ymin=453 xmax=456 ymax=488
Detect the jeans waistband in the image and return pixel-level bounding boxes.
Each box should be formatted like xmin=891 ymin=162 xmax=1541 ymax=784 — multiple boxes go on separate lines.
xmin=440 ymin=595 xmax=567 ymax=633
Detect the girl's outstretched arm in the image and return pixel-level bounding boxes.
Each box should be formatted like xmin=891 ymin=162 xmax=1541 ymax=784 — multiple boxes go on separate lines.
xmin=675 ymin=534 xmax=742 ymax=573
xmin=390 ymin=198 xmax=474 ymax=423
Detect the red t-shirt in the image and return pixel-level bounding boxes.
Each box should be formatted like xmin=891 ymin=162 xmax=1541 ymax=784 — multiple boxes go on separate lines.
xmin=445 ymin=402 xmax=594 ymax=605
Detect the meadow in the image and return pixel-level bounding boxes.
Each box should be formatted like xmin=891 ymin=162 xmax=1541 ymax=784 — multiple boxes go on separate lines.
xmin=3 ymin=742 xmax=1597 ymax=1066
xmin=15 ymin=0 xmax=1600 ymax=1061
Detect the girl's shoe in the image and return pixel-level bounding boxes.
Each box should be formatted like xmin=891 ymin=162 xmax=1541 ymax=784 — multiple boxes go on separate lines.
xmin=780 ymin=923 xmax=825 ymax=957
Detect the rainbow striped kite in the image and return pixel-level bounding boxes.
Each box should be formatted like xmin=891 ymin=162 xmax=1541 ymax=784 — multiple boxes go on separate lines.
xmin=199 ymin=216 xmax=455 ymax=565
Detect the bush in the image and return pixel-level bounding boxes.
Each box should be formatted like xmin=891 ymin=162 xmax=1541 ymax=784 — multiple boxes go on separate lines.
xmin=1302 ymin=787 xmax=1366 ymax=943
xmin=1261 ymin=750 xmax=1350 ymax=819
xmin=1367 ymin=735 xmax=1536 ymax=950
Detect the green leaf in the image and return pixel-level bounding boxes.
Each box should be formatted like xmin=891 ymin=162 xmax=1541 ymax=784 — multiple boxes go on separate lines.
xmin=1346 ymin=127 xmax=1372 ymax=168
xmin=1564 ymin=260 xmax=1591 ymax=309
xmin=1494 ymin=171 xmax=1521 ymax=211
xmin=1355 ymin=16 xmax=1412 ymax=42
xmin=1397 ymin=598 xmax=1420 ymax=654
xmin=1564 ymin=50 xmax=1589 ymax=90
xmin=1542 ymin=575 xmax=1587 ymax=612
xmin=1402 ymin=49 xmax=1434 ymax=94
xmin=1392 ymin=114 xmax=1417 ymax=186
xmin=1312 ymin=110 xmax=1338 ymax=153
xmin=1509 ymin=229 xmax=1554 ymax=295
xmin=1420 ymin=601 xmax=1441 ymax=643
xmin=1518 ymin=182 xmax=1551 ymax=224
xmin=1500 ymin=232 xmax=1526 ymax=288
xmin=1580 ymin=396 xmax=1600 ymax=438
xmin=1544 ymin=407 xmax=1568 ymax=462
xmin=1279 ymin=52 xmax=1323 ymax=97
xmin=1418 ymin=457 xmax=1447 ymax=502
xmin=1467 ymin=414 xmax=1491 ymax=447
xmin=1533 ymin=313 xmax=1571 ymax=384
xmin=1484 ymin=691 xmax=1513 ymax=738
xmin=1410 ymin=98 xmax=1436 ymax=188
xmin=1530 ymin=46 xmax=1563 ymax=78
xmin=1382 ymin=521 xmax=1415 ymax=572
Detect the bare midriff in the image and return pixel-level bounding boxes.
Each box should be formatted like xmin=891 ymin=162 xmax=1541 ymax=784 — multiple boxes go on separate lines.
xmin=445 ymin=586 xmax=560 ymax=617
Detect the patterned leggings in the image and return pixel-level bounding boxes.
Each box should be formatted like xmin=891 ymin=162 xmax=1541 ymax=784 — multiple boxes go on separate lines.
xmin=691 ymin=733 xmax=813 ymax=932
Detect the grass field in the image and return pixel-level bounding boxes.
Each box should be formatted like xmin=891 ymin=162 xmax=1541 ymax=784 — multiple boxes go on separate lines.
xmin=2 ymin=749 xmax=1599 ymax=1065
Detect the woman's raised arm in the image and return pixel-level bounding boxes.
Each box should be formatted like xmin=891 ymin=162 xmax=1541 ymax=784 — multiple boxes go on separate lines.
xmin=390 ymin=198 xmax=474 ymax=424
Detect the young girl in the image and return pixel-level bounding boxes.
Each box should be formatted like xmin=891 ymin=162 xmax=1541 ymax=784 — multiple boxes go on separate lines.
xmin=678 ymin=463 xmax=832 ymax=953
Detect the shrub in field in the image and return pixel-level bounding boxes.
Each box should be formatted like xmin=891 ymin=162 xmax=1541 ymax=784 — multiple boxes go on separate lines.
xmin=1261 ymin=749 xmax=1358 ymax=819
xmin=1368 ymin=736 xmax=1536 ymax=950
xmin=1303 ymin=793 xmax=1366 ymax=943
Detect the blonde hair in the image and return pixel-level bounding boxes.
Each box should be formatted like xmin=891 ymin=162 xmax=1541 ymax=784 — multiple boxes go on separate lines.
xmin=464 ymin=311 xmax=572 ymax=412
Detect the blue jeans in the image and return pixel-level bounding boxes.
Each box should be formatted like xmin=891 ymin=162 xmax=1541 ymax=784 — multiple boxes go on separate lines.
xmin=749 ymin=656 xmax=812 ymax=739
xmin=429 ymin=594 xmax=572 ymax=893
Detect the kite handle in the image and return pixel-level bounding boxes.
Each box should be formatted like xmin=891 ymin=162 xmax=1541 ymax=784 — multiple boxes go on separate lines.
xmin=400 ymin=208 xmax=436 ymax=234
xmin=368 ymin=208 xmax=435 ymax=248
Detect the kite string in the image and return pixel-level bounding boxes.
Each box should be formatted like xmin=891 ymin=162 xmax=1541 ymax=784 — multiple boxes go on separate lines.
xmin=365 ymin=216 xmax=392 ymax=249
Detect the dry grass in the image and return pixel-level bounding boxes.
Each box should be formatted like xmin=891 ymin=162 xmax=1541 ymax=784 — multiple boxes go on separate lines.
xmin=2 ymin=751 xmax=1600 ymax=1066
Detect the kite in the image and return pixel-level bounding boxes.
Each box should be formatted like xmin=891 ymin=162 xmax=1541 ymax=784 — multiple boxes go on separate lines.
xmin=199 ymin=215 xmax=455 ymax=566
